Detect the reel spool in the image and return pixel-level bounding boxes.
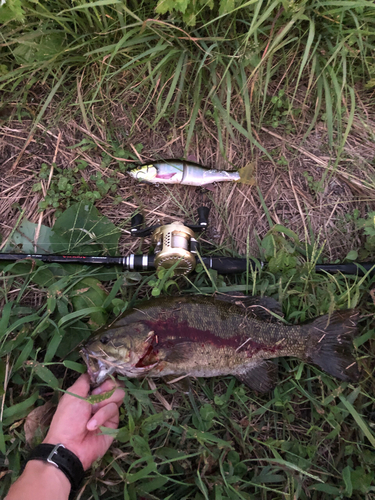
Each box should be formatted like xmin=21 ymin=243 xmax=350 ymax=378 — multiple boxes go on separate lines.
xmin=152 ymin=222 xmax=198 ymax=275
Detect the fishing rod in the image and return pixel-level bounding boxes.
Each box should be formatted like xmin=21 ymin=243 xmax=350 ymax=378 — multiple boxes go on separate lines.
xmin=0 ymin=207 xmax=250 ymax=275
xmin=0 ymin=206 xmax=374 ymax=277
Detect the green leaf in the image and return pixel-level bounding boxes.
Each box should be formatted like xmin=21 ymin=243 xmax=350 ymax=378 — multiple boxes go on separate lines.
xmin=260 ymin=234 xmax=275 ymax=260
xmin=219 ymin=0 xmax=235 ymax=15
xmin=51 ymin=202 xmax=120 ymax=256
xmin=200 ymin=404 xmax=215 ymax=422
xmin=28 ymin=361 xmax=59 ymax=389
xmin=58 ymin=176 xmax=69 ymax=191
xmin=339 ymin=395 xmax=375 ymax=447
xmin=0 ymin=302 xmax=12 ymax=336
xmin=13 ymin=339 xmax=34 ymax=372
xmin=34 ymin=33 xmax=66 ymax=62
xmin=346 ymin=250 xmax=358 ymax=261
xmin=86 ymin=388 xmax=115 ymax=404
xmin=126 ymin=461 xmax=157 ymax=483
xmin=44 ymin=329 xmax=63 ymax=363
xmin=63 ymin=361 xmax=87 ymax=373
xmin=141 ymin=413 xmax=166 ymax=434
xmin=342 ymin=465 xmax=353 ymax=496
xmin=130 ymin=435 xmax=152 ymax=457
xmin=270 ymin=224 xmax=300 ymax=243
xmin=155 ymin=0 xmax=189 ymax=15
xmin=57 ymin=307 xmax=106 ymax=327
xmin=2 ymin=220 xmax=53 ymax=254
xmin=0 ymin=360 xmax=5 ymax=397
xmin=3 ymin=391 xmax=39 ymax=423
xmin=308 ymin=483 xmax=341 ymax=494
xmin=0 ymin=423 xmax=6 ymax=455
xmin=56 ymin=321 xmax=91 ymax=358
xmin=350 ymin=467 xmax=374 ymax=494
xmin=0 ymin=0 xmax=25 ymax=23
xmin=70 ymin=277 xmax=109 ymax=329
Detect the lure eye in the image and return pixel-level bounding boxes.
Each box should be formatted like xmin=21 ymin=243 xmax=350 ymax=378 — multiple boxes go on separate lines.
xmin=101 ymin=336 xmax=110 ymax=345
xmin=136 ymin=169 xmax=148 ymax=180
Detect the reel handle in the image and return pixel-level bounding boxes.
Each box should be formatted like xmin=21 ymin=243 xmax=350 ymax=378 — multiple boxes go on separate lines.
xmin=130 ymin=206 xmax=210 ymax=237
xmin=130 ymin=213 xmax=144 ymax=234
xmin=198 ymin=206 xmax=210 ymax=227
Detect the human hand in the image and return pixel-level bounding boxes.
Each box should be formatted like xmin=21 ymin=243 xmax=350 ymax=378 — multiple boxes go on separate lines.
xmin=43 ymin=373 xmax=125 ymax=470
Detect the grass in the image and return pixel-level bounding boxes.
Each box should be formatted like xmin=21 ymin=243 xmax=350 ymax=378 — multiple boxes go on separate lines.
xmin=2 ymin=1 xmax=375 ymax=153
xmin=1 ymin=0 xmax=375 ymax=499
xmin=0 ymin=205 xmax=374 ymax=499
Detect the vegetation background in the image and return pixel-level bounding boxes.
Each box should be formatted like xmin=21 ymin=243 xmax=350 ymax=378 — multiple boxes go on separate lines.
xmin=0 ymin=0 xmax=375 ymax=498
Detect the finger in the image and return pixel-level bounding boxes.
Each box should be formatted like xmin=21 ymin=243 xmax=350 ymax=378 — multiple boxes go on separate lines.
xmin=91 ymin=387 xmax=125 ymax=413
xmin=57 ymin=374 xmax=91 ymax=411
xmin=91 ymin=377 xmax=124 ymax=395
xmin=87 ymin=402 xmax=119 ymax=431
xmin=66 ymin=373 xmax=91 ymax=398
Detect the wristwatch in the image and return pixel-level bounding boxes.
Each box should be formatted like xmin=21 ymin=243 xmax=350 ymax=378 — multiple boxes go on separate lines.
xmin=24 ymin=443 xmax=85 ymax=499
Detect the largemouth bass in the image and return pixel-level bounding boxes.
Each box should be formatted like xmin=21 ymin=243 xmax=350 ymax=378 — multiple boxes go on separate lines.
xmin=128 ymin=160 xmax=254 ymax=186
xmin=81 ymin=294 xmax=359 ymax=392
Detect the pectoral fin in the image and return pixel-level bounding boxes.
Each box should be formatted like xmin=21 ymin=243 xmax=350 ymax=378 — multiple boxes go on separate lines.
xmin=160 ymin=340 xmax=195 ymax=363
xmin=235 ymin=361 xmax=278 ymax=392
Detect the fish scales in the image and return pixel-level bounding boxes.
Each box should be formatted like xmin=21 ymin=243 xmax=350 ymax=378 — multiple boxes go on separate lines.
xmin=81 ymin=295 xmax=360 ymax=392
xmin=111 ymin=296 xmax=306 ymax=356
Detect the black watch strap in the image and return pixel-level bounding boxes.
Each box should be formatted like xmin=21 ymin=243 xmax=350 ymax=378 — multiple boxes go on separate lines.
xmin=26 ymin=443 xmax=84 ymax=497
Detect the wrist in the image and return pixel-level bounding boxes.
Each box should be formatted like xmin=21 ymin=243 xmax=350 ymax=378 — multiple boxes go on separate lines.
xmin=6 ymin=461 xmax=71 ymax=500
xmin=24 ymin=442 xmax=85 ymax=497
xmin=26 ymin=460 xmax=71 ymax=491
xmin=42 ymin=437 xmax=85 ymax=470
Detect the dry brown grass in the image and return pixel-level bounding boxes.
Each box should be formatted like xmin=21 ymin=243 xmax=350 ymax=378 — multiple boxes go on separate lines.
xmin=1 ymin=88 xmax=375 ymax=264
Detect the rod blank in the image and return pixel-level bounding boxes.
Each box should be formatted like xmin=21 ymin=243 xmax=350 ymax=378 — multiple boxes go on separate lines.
xmin=1 ymin=253 xmax=374 ymax=276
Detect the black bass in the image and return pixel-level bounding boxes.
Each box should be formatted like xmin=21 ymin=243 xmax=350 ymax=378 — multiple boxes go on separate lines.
xmin=128 ymin=160 xmax=255 ymax=186
xmin=81 ymin=295 xmax=359 ymax=392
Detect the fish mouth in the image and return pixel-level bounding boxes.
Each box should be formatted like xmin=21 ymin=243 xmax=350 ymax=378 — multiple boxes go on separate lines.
xmin=80 ymin=348 xmax=116 ymax=387
xmin=80 ymin=346 xmax=159 ymax=387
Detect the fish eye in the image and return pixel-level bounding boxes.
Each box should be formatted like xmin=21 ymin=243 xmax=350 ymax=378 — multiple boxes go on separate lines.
xmin=100 ymin=336 xmax=110 ymax=345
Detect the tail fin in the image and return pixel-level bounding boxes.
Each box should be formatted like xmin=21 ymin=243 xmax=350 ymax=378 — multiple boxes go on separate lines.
xmin=238 ymin=162 xmax=256 ymax=185
xmin=307 ymin=310 xmax=359 ymax=382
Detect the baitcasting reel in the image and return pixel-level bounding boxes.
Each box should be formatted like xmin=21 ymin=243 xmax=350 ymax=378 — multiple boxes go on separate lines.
xmin=130 ymin=206 xmax=209 ymax=276
xmin=3 ymin=207 xmax=372 ymax=276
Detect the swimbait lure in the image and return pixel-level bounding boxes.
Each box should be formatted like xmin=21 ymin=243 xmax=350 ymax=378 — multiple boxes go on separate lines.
xmin=128 ymin=160 xmax=255 ymax=186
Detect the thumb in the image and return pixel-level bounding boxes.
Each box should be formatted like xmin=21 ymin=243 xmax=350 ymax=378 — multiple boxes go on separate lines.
xmin=66 ymin=373 xmax=91 ymax=398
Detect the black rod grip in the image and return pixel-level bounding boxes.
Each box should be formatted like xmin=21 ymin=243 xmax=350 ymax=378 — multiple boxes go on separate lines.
xmin=315 ymin=263 xmax=375 ymax=276
xmin=200 ymin=256 xmax=257 ymax=274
